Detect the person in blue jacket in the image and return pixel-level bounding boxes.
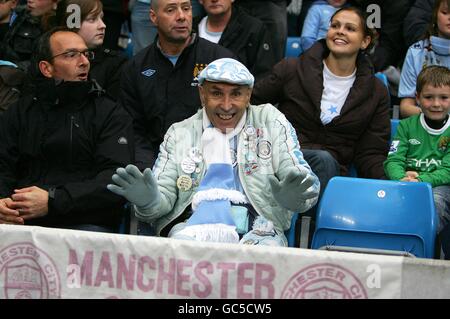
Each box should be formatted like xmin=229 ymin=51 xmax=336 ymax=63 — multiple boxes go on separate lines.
xmin=300 ymin=0 xmax=347 ymax=52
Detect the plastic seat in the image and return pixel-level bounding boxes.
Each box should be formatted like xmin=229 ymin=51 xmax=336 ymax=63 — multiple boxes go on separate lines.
xmin=285 ymin=213 xmax=298 ymax=247
xmin=375 ymin=72 xmax=389 ymax=88
xmin=311 ymin=177 xmax=438 ymax=258
xmin=285 ymin=37 xmax=302 ymax=58
xmin=391 ymin=119 xmax=400 ymax=141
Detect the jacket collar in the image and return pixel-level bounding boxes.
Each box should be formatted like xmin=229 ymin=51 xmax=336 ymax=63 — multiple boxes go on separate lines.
xmin=155 ymin=33 xmax=197 ymax=59
xmin=34 ymin=78 xmax=103 ymax=110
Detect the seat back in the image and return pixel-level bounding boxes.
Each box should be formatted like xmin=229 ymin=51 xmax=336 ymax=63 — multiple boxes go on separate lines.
xmin=285 ymin=213 xmax=298 ymax=247
xmin=391 ymin=119 xmax=400 ymax=141
xmin=311 ymin=177 xmax=438 ymax=258
xmin=285 ymin=37 xmax=302 ymax=58
xmin=375 ymin=72 xmax=389 ymax=88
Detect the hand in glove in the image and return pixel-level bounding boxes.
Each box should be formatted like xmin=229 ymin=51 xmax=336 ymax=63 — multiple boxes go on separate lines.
xmin=107 ymin=164 xmax=161 ymax=212
xmin=268 ymin=168 xmax=317 ymax=211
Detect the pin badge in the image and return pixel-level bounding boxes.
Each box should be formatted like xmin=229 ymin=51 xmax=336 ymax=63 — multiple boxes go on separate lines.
xmin=189 ymin=147 xmax=203 ymax=163
xmin=177 ymin=175 xmax=192 ymax=191
xmin=181 ymin=157 xmax=196 ymax=174
xmin=257 ymin=140 xmax=272 ymax=159
xmin=245 ymin=126 xmax=256 ymax=136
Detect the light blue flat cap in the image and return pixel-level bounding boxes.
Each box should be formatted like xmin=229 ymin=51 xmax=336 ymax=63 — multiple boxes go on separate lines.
xmin=198 ymin=58 xmax=254 ymax=88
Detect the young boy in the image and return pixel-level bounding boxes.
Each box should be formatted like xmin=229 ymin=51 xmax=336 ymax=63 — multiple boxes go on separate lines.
xmin=384 ymin=65 xmax=450 ymax=259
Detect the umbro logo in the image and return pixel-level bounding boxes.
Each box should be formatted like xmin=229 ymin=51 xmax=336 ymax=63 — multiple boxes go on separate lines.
xmin=118 ymin=137 xmax=128 ymax=145
xmin=142 ymin=69 xmax=156 ymax=77
xmin=409 ymin=139 xmax=421 ymax=145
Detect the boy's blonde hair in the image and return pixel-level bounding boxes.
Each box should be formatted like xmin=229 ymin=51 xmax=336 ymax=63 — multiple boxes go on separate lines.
xmin=416 ymin=66 xmax=450 ymax=95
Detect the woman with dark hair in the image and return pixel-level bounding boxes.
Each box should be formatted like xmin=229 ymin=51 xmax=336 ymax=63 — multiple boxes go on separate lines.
xmin=252 ymin=7 xmax=390 ymax=194
xmin=399 ymin=0 xmax=450 ymax=118
xmin=55 ymin=0 xmax=127 ymax=100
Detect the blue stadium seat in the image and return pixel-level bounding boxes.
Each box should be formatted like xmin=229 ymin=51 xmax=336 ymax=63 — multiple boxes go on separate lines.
xmin=285 ymin=37 xmax=302 ymax=58
xmin=125 ymin=38 xmax=134 ymax=59
xmin=375 ymin=72 xmax=389 ymax=88
xmin=285 ymin=213 xmax=298 ymax=247
xmin=311 ymin=177 xmax=438 ymax=258
xmin=391 ymin=119 xmax=400 ymax=141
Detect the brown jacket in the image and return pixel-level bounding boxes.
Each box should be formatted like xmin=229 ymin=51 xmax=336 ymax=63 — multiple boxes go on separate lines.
xmin=251 ymin=40 xmax=390 ymax=178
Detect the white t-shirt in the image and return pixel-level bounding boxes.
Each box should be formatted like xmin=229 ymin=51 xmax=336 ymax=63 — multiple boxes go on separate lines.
xmin=320 ymin=61 xmax=356 ymax=125
xmin=198 ymin=16 xmax=222 ymax=44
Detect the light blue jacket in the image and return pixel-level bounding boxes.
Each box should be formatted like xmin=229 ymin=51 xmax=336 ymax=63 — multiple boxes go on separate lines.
xmin=136 ymin=104 xmax=320 ymax=236
xmin=399 ymin=37 xmax=450 ymax=98
xmin=300 ymin=1 xmax=339 ymax=52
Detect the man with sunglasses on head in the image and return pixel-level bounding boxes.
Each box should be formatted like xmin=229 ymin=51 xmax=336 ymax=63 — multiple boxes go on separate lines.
xmin=0 ymin=27 xmax=134 ymax=233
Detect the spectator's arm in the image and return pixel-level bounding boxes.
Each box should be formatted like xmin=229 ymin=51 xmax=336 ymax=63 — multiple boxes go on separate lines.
xmin=384 ymin=121 xmax=411 ymax=181
xmin=300 ymin=5 xmax=321 ymax=52
xmin=353 ymin=82 xmax=391 ymax=179
xmin=47 ymin=104 xmax=134 ymax=218
xmin=398 ymin=46 xmax=421 ymax=118
xmin=0 ymin=100 xmax=21 ymax=198
xmin=418 ymin=151 xmax=450 ymax=187
xmin=119 ymin=60 xmax=156 ymax=171
xmin=272 ymin=113 xmax=320 ymax=214
xmin=400 ymin=97 xmax=421 ymax=118
xmin=251 ymin=58 xmax=291 ymax=106
xmin=144 ymin=125 xmax=185 ymax=221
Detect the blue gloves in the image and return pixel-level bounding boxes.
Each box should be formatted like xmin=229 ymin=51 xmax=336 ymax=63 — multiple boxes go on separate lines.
xmin=107 ymin=164 xmax=161 ymax=216
xmin=268 ymin=168 xmax=317 ymax=211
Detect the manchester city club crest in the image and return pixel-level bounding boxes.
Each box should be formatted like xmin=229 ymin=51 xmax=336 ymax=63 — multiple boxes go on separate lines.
xmin=0 ymin=243 xmax=61 ymax=299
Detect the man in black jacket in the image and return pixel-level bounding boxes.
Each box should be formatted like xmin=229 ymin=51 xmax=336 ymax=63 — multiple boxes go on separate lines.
xmin=234 ymin=0 xmax=288 ymax=64
xmin=195 ymin=0 xmax=275 ymax=80
xmin=119 ymin=0 xmax=234 ymax=170
xmin=0 ymin=28 xmax=133 ymax=232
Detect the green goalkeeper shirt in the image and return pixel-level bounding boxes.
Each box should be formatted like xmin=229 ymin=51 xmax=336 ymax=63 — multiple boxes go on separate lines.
xmin=384 ymin=114 xmax=450 ymax=187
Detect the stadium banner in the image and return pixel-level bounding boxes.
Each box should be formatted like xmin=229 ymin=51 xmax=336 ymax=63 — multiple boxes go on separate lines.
xmin=0 ymin=225 xmax=448 ymax=299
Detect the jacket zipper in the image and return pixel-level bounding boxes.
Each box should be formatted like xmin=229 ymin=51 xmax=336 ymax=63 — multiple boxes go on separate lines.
xmin=237 ymin=133 xmax=263 ymax=218
xmin=70 ymin=115 xmax=79 ymax=170
xmin=155 ymin=128 xmax=204 ymax=236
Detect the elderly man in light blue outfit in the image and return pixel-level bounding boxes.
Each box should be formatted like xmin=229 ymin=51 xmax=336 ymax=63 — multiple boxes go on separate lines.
xmin=108 ymin=58 xmax=320 ymax=246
